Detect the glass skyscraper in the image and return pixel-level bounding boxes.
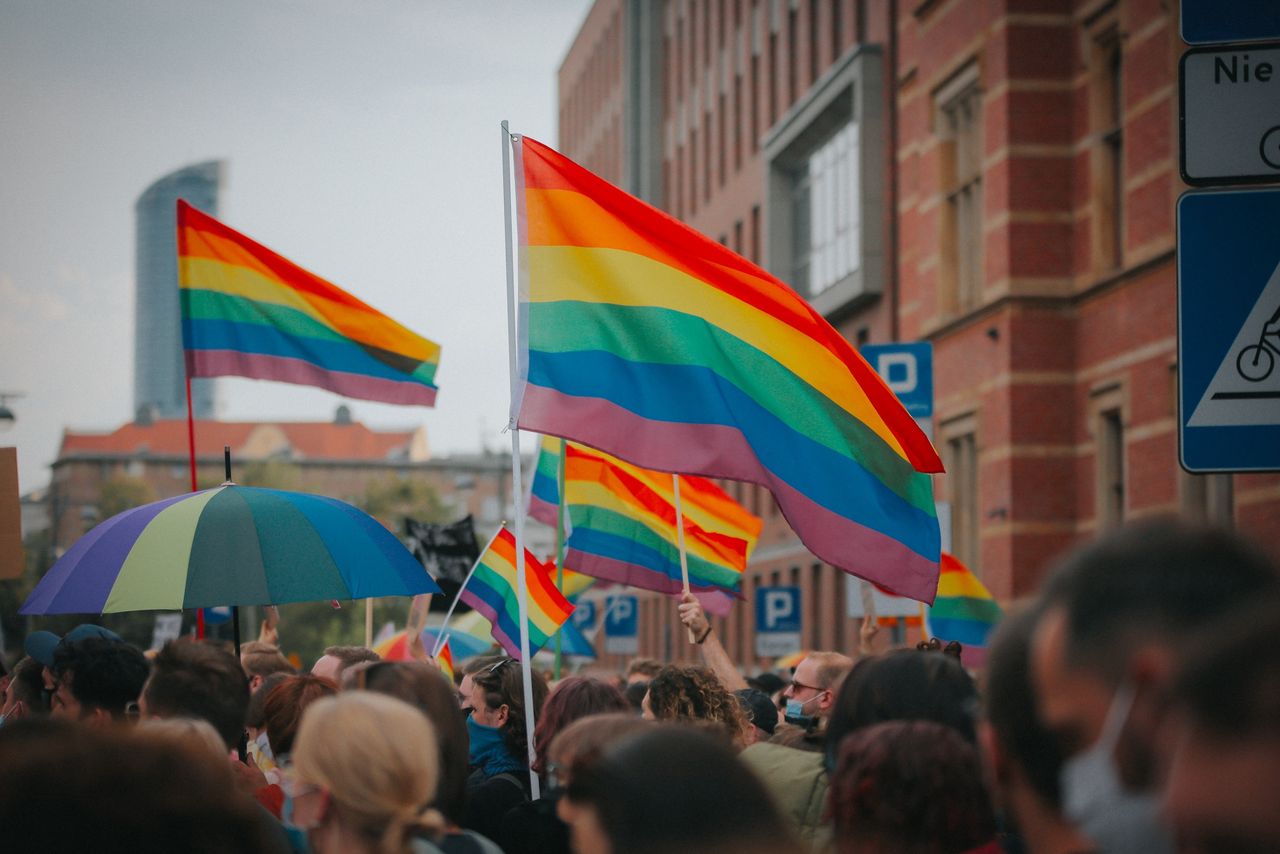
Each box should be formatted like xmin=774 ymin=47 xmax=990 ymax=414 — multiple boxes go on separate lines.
xmin=134 ymin=161 xmax=222 ymax=420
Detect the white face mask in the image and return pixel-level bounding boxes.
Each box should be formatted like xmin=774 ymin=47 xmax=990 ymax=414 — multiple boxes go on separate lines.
xmin=1059 ymin=682 xmax=1173 ymax=854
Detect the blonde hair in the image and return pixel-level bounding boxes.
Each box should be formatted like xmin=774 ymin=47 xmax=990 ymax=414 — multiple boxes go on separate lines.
xmin=138 ymin=717 xmax=227 ymax=763
xmin=293 ymin=692 xmax=445 ymax=853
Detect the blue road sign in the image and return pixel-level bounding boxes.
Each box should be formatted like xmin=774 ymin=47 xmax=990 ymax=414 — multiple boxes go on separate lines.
xmin=571 ymin=599 xmax=597 ymax=631
xmin=1177 ymin=188 xmax=1280 ymax=472
xmin=755 ymin=586 xmax=801 ymax=657
xmin=603 ymin=595 xmax=638 ymax=654
xmin=860 ymin=342 xmax=934 ymax=418
xmin=1181 ymin=1 xmax=1280 ymax=46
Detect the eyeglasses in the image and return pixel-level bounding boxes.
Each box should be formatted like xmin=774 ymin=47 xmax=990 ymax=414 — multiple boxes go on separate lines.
xmin=788 ymin=678 xmax=825 ymax=695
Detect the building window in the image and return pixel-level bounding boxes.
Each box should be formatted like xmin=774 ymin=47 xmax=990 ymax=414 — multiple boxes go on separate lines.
xmin=734 ymin=73 xmax=743 ymax=170
xmin=718 ymin=93 xmax=727 ymax=187
xmin=1092 ymin=28 xmax=1123 ymax=270
xmin=942 ymin=417 xmax=979 ymax=574
xmin=937 ymin=69 xmax=983 ymax=314
xmin=809 ymin=0 xmax=820 ymax=85
xmin=832 ymin=0 xmax=842 ymax=60
xmin=768 ymin=29 xmax=778 ymax=125
xmin=787 ymin=6 xmax=798 ymax=105
xmin=751 ymin=52 xmax=760 ymax=152
xmin=790 ymin=122 xmax=860 ymax=298
xmin=750 ymin=204 xmax=761 ymax=263
xmin=1094 ymin=394 xmax=1125 ymax=530
xmin=734 ymin=218 xmax=744 ymax=255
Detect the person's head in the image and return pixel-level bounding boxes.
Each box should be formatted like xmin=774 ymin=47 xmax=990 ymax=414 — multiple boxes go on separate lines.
xmin=0 ymin=717 xmax=288 ymax=853
xmin=311 ymin=646 xmax=379 ymax=683
xmin=734 ymin=688 xmax=778 ymax=745
xmin=1 ymin=657 xmax=49 ymax=724
xmin=824 ymin=648 xmax=978 ymax=770
xmin=350 ymin=661 xmax=470 ymax=828
xmin=746 ymin=671 xmax=785 ymax=699
xmin=982 ymin=603 xmax=1094 ymax=853
xmin=50 ymin=636 xmax=149 ymax=723
xmin=642 ymin=665 xmax=747 ymax=745
xmin=533 ymin=676 xmax=629 ymax=776
xmin=288 ymin=692 xmax=444 ymax=854
xmin=1031 ymin=519 xmax=1279 ymax=798
xmin=139 ymin=716 xmax=228 ymax=763
xmin=240 ymin=641 xmax=296 ymax=693
xmin=624 ymin=658 xmax=662 ymax=685
xmin=782 ymin=651 xmax=853 ymax=725
xmin=828 ymin=720 xmax=998 ymax=854
xmin=246 ymin=672 xmax=292 ymax=738
xmin=560 ymin=724 xmax=798 ymax=854
xmin=263 ymin=674 xmax=338 ymax=760
xmin=141 ymin=640 xmax=250 ymax=750
xmin=547 ymin=712 xmax=652 ymax=791
xmin=459 ymin=656 xmax=549 ymax=765
xmin=1165 ymin=598 xmax=1280 ymax=854
xmin=623 ymin=680 xmax=648 ymax=711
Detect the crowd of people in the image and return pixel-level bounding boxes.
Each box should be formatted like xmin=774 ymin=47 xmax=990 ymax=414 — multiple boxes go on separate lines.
xmin=1 ymin=516 xmax=1276 ymax=854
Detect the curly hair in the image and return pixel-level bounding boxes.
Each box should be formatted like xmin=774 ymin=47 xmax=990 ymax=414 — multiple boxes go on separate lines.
xmin=827 ymin=720 xmax=997 ymax=854
xmin=464 ymin=656 xmax=549 ymax=764
xmin=644 ymin=665 xmax=746 ymax=743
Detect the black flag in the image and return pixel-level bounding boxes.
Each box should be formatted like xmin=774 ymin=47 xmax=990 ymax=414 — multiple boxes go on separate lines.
xmin=403 ymin=516 xmax=481 ymax=612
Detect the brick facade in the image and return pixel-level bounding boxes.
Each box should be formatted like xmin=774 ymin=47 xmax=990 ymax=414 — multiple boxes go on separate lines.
xmin=561 ymin=0 xmax=1280 ymax=674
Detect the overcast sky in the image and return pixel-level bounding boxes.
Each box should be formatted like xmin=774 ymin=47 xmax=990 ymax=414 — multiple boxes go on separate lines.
xmin=0 ymin=0 xmax=592 ymax=493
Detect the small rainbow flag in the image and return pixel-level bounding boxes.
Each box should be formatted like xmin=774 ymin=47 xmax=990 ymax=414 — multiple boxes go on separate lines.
xmin=512 ymin=136 xmax=942 ymax=602
xmin=435 ymin=639 xmax=455 ymax=684
xmin=177 ymin=200 xmax=441 ymax=406
xmin=924 ymin=553 xmax=1002 ymax=650
xmin=550 ymin=441 xmax=760 ymax=608
xmin=459 ymin=526 xmax=574 ymax=659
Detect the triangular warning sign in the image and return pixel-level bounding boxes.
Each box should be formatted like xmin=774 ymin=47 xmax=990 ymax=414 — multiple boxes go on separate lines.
xmin=1189 ymin=258 xmax=1280 ymax=427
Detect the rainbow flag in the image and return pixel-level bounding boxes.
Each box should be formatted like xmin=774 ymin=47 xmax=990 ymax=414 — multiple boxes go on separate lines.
xmin=528 ymin=434 xmax=566 ymax=530
xmin=512 ymin=137 xmax=942 ymax=602
xmin=459 ymin=526 xmax=574 ymax=659
xmin=924 ymin=553 xmax=1002 ymax=650
xmin=435 ymin=639 xmax=455 ymax=683
xmin=177 ymin=200 xmax=440 ymax=406
xmin=555 ymin=441 xmax=760 ymax=607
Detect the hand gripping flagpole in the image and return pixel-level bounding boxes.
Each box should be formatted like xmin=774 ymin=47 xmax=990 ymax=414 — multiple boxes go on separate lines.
xmin=501 ymin=120 xmax=542 ymax=800
xmin=672 ymin=474 xmax=699 ymax=643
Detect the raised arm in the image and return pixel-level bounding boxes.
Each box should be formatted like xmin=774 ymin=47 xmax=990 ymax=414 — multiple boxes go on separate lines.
xmin=677 ymin=592 xmax=748 ymax=691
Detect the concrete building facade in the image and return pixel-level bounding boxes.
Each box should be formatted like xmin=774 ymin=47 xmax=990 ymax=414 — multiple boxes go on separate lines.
xmin=559 ymin=0 xmax=1280 ymax=673
xmin=134 ymin=161 xmax=222 ymax=421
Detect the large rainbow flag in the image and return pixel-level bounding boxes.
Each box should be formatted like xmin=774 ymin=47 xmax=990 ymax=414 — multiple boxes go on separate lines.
xmin=512 ymin=136 xmax=943 ymax=602
xmin=924 ymin=553 xmax=1002 ymax=652
xmin=459 ymin=526 xmax=574 ymax=659
xmin=177 ymin=200 xmax=440 ymax=406
xmin=530 ymin=437 xmax=760 ymax=609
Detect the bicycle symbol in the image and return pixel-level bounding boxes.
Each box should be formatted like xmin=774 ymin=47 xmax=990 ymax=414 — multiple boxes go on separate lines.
xmin=1236 ymin=304 xmax=1280 ymax=382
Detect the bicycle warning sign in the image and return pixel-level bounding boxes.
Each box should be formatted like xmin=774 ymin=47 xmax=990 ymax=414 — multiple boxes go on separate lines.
xmin=1178 ymin=188 xmax=1280 ymax=472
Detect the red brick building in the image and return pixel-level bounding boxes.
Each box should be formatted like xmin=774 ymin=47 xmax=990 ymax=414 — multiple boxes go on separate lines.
xmin=560 ymin=0 xmax=1280 ymax=672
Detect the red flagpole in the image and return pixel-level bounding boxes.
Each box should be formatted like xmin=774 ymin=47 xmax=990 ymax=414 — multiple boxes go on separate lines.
xmin=185 ymin=374 xmax=204 ymax=640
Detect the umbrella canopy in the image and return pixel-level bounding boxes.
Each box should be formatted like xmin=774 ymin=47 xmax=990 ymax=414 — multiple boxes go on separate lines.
xmin=21 ymin=485 xmax=441 ymax=615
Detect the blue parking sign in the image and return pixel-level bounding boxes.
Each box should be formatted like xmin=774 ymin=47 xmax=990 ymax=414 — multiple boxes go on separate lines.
xmin=859 ymin=342 xmax=934 ymax=418
xmin=755 ymin=586 xmax=801 ymax=658
xmin=603 ymin=595 xmax=638 ymax=655
xmin=1178 ymin=188 xmax=1280 ymax=472
xmin=572 ymin=599 xmax=597 ymax=631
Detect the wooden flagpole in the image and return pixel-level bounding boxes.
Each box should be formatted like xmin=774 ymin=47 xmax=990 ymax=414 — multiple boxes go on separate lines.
xmin=501 ymin=120 xmax=542 ymax=800
xmin=672 ymin=474 xmax=698 ymax=643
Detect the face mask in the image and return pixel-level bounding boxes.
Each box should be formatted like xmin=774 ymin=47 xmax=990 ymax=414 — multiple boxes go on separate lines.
xmin=1059 ymin=682 xmax=1174 ymax=854
xmin=784 ymin=693 xmax=821 ymax=729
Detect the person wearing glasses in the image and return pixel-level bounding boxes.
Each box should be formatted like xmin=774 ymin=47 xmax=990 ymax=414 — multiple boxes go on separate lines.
xmin=457 ymin=656 xmax=549 ymax=843
xmin=781 ymin=651 xmax=853 ymax=730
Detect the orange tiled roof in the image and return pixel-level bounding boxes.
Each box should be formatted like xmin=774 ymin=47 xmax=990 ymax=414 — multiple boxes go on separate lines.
xmin=58 ymin=419 xmax=419 ymax=462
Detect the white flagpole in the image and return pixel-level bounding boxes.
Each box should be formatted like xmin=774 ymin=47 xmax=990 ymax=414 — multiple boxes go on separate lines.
xmin=672 ymin=474 xmax=692 ymax=593
xmin=431 ymin=526 xmax=504 ymax=657
xmin=501 ymin=120 xmax=542 ymax=800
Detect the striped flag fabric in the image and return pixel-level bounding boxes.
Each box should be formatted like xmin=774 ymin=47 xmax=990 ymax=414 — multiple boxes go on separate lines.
xmin=924 ymin=553 xmax=1002 ymax=650
xmin=459 ymin=526 xmax=574 ymax=659
xmin=435 ymin=639 xmax=455 ymax=683
xmin=555 ymin=441 xmax=761 ymax=606
xmin=177 ymin=200 xmax=441 ymax=406
xmin=528 ymin=434 xmax=566 ymax=530
xmin=512 ymin=136 xmax=943 ymax=602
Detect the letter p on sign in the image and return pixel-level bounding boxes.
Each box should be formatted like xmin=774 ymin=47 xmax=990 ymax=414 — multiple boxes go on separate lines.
xmin=764 ymin=589 xmax=794 ymax=628
xmin=876 ymin=352 xmax=918 ymax=395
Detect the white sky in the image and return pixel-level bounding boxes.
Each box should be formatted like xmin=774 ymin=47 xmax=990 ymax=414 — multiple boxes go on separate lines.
xmin=0 ymin=0 xmax=592 ymax=493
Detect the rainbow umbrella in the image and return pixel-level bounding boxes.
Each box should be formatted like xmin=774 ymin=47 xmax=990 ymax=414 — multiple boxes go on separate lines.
xmin=21 ymin=485 xmax=441 ymax=615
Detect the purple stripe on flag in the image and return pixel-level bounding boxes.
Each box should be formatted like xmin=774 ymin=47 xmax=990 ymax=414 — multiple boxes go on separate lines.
xmin=565 ymin=549 xmax=736 ymax=616
xmin=187 ymin=350 xmax=438 ymax=407
xmin=460 ymin=588 xmax=520 ymax=658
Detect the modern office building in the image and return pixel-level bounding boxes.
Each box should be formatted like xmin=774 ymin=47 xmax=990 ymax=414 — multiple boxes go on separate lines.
xmin=560 ymin=0 xmax=1280 ymax=671
xmin=134 ymin=160 xmax=222 ymax=420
